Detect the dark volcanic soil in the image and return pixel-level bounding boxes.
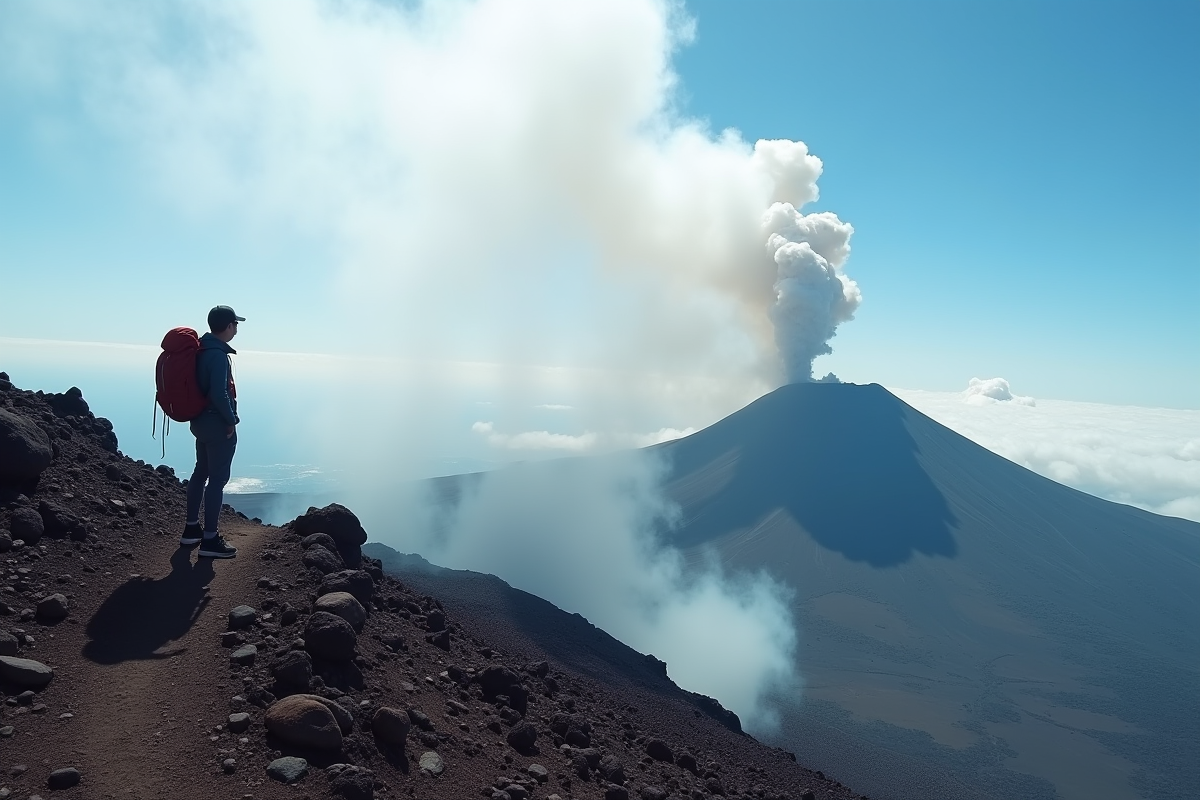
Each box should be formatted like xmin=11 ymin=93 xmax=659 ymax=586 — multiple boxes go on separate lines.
xmin=0 ymin=375 xmax=866 ymax=800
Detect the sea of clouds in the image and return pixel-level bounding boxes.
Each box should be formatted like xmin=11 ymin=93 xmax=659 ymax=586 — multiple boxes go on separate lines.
xmin=894 ymin=379 xmax=1200 ymax=522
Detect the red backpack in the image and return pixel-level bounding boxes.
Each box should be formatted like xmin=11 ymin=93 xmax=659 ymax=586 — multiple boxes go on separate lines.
xmin=154 ymin=327 xmax=209 ymax=443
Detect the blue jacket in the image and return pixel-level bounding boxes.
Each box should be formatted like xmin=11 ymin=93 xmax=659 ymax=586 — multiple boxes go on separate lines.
xmin=196 ymin=333 xmax=239 ymax=426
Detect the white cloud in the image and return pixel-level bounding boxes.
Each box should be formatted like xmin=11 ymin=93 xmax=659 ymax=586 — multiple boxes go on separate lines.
xmin=472 ymin=421 xmax=697 ymax=452
xmin=535 ymin=404 xmax=574 ymax=411
xmin=472 ymin=420 xmax=598 ymax=452
xmin=893 ymin=386 xmax=1200 ymax=522
xmin=963 ymin=376 xmax=1035 ymax=406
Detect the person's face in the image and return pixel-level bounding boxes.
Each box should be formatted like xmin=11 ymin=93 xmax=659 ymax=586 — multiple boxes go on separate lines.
xmin=219 ymin=321 xmax=238 ymax=342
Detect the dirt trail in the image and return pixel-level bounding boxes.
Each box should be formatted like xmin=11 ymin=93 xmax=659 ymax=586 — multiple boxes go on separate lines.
xmin=14 ymin=520 xmax=290 ymax=799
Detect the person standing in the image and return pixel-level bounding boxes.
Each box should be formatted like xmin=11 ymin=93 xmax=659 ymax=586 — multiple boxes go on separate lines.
xmin=180 ymin=305 xmax=244 ymax=558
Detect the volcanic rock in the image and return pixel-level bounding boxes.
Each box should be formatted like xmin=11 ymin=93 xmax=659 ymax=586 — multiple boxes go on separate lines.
xmin=418 ymin=751 xmax=444 ymax=776
xmin=263 ymin=695 xmax=343 ymax=751
xmin=292 ymin=503 xmax=367 ymax=567
xmin=37 ymin=501 xmax=85 ymax=540
xmin=318 ymin=570 xmax=375 ymax=605
xmin=645 ymin=738 xmax=673 ymax=762
xmin=304 ymin=611 xmax=357 ymax=661
xmin=314 ymin=591 xmax=367 ymax=632
xmin=8 ymin=508 xmax=43 ymax=545
xmin=640 ymin=787 xmax=668 ymax=800
xmin=506 ymin=721 xmax=538 ymax=754
xmin=328 ymin=764 xmax=375 ymax=800
xmin=292 ymin=693 xmax=354 ymax=734
xmin=267 ymin=756 xmax=309 ymax=784
xmin=301 ymin=532 xmax=340 ymax=556
xmin=302 ymin=545 xmax=344 ymax=574
xmin=227 ymin=712 xmax=251 ymax=733
xmin=0 ymin=409 xmax=53 ymax=482
xmin=229 ymin=644 xmax=257 ymax=666
xmin=35 ymin=594 xmax=69 ymax=621
xmin=0 ymin=656 xmax=54 ymax=688
xmin=227 ymin=605 xmax=257 ymax=630
xmin=371 ymin=706 xmax=411 ymax=746
xmin=0 ymin=631 xmax=18 ymax=656
xmin=270 ymin=649 xmax=313 ymax=689
xmin=46 ymin=767 xmax=81 ymax=790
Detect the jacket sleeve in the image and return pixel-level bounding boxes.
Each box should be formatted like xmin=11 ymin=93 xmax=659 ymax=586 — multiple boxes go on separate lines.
xmin=204 ymin=352 xmax=238 ymax=427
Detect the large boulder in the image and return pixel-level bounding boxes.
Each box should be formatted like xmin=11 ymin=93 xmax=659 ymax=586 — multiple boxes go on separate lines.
xmin=290 ymin=693 xmax=354 ymax=734
xmin=314 ymin=592 xmax=367 ymax=633
xmin=303 ymin=611 xmax=357 ymax=662
xmin=9 ymin=507 xmax=44 ymax=544
xmin=0 ymin=656 xmax=54 ymax=688
xmin=264 ymin=695 xmax=343 ymax=751
xmin=0 ymin=409 xmax=52 ymax=482
xmin=292 ymin=504 xmax=367 ymax=567
xmin=319 ymin=570 xmax=374 ymax=606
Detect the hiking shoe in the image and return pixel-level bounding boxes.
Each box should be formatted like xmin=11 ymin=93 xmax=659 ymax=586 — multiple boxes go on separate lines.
xmin=179 ymin=523 xmax=203 ymax=547
xmin=198 ymin=534 xmax=237 ymax=559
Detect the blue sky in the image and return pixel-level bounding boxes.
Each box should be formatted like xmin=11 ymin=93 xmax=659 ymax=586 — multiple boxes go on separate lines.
xmin=673 ymin=0 xmax=1199 ymax=406
xmin=0 ymin=0 xmax=1197 ymax=490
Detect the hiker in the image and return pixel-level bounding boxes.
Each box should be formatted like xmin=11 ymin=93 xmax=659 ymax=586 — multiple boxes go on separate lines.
xmin=179 ymin=305 xmax=245 ymax=558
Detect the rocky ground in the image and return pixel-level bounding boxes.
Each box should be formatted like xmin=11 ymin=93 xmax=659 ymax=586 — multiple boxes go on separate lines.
xmin=0 ymin=373 xmax=867 ymax=800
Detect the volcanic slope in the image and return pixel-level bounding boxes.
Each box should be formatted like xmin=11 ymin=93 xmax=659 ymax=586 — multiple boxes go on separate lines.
xmin=648 ymin=382 xmax=1200 ymax=800
xmin=0 ymin=375 xmax=864 ymax=800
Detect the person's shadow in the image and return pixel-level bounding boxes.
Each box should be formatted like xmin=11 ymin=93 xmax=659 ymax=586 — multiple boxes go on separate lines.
xmin=82 ymin=548 xmax=216 ymax=664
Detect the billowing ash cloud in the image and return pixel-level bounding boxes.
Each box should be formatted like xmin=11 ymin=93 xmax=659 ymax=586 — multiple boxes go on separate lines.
xmin=763 ymin=200 xmax=860 ymax=383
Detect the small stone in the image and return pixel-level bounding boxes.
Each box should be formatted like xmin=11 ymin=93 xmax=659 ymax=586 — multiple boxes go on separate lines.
xmin=418 ymin=751 xmax=444 ymax=776
xmin=47 ymin=767 xmax=81 ymax=789
xmin=0 ymin=725 xmax=13 ymax=736
xmin=640 ymin=787 xmax=669 ymax=800
xmin=372 ymin=706 xmax=411 ymax=746
xmin=227 ymin=712 xmax=252 ymax=733
xmin=526 ymin=764 xmax=549 ymax=783
xmin=407 ymin=708 xmax=434 ymax=731
xmin=0 ymin=630 xmax=18 ymax=656
xmin=229 ymin=644 xmax=258 ymax=666
xmin=604 ymin=785 xmax=629 ymax=800
xmin=266 ymin=756 xmax=308 ymax=784
xmin=228 ymin=605 xmax=257 ymax=630
xmin=222 ymin=758 xmax=237 ymax=774
xmin=221 ymin=631 xmax=246 ymax=648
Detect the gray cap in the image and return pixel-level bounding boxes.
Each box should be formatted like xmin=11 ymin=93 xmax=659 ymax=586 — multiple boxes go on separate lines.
xmin=208 ymin=305 xmax=246 ymax=330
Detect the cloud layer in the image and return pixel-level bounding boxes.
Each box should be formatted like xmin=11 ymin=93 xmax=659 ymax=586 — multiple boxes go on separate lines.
xmin=895 ymin=381 xmax=1200 ymax=522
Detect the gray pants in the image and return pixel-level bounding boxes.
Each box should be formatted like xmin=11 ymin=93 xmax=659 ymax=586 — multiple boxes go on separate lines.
xmin=185 ymin=413 xmax=237 ymax=533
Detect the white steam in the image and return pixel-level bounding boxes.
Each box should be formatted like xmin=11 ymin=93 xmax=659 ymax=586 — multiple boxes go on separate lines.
xmin=409 ymin=451 xmax=799 ymax=729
